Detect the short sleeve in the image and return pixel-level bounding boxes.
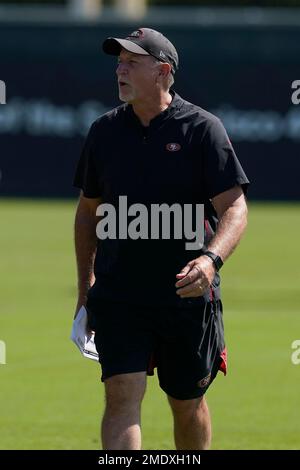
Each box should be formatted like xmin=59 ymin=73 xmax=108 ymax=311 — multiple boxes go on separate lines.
xmin=73 ymin=122 xmax=102 ymax=198
xmin=201 ymin=117 xmax=250 ymax=199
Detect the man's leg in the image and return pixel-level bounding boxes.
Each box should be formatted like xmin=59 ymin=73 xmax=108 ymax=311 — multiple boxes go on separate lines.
xmin=101 ymin=371 xmax=147 ymax=450
xmin=167 ymin=395 xmax=211 ymax=450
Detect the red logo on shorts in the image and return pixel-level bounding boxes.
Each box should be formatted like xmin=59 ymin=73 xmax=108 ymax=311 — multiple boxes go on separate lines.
xmin=197 ymin=373 xmax=211 ymax=388
xmin=166 ymin=143 xmax=181 ymax=152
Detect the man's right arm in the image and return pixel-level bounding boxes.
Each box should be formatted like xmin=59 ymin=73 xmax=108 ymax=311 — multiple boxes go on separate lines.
xmin=74 ymin=191 xmax=102 ymax=317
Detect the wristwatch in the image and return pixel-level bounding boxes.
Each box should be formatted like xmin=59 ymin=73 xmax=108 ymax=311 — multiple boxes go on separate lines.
xmin=201 ymin=250 xmax=223 ymax=271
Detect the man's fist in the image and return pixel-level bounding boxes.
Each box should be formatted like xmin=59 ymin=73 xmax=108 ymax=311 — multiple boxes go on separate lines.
xmin=175 ymin=255 xmax=216 ymax=298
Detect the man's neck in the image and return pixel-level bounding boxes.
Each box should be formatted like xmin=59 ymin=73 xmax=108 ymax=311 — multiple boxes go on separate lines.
xmin=131 ymin=92 xmax=173 ymax=127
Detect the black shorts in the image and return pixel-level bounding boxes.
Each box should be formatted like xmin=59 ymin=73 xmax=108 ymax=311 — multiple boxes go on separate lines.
xmin=86 ymin=297 xmax=227 ymax=400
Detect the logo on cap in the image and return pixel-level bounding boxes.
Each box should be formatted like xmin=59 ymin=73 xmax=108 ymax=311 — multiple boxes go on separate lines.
xmin=166 ymin=143 xmax=181 ymax=152
xmin=128 ymin=29 xmax=145 ymax=39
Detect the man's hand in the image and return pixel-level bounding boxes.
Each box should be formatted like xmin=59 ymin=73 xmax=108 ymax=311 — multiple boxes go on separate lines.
xmin=73 ymin=298 xmax=94 ymax=336
xmin=175 ymin=255 xmax=216 ymax=298
xmin=74 ymin=297 xmax=87 ymax=320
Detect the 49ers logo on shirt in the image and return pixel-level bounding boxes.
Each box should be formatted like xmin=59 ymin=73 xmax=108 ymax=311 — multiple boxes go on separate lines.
xmin=166 ymin=142 xmax=181 ymax=152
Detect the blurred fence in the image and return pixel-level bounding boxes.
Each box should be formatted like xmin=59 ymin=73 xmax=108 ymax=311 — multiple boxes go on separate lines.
xmin=0 ymin=11 xmax=300 ymax=199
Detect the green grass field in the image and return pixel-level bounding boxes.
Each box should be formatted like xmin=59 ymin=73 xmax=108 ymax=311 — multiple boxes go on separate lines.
xmin=0 ymin=199 xmax=300 ymax=450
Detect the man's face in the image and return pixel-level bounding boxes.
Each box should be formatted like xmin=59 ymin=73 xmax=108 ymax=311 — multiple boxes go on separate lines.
xmin=116 ymin=49 xmax=160 ymax=104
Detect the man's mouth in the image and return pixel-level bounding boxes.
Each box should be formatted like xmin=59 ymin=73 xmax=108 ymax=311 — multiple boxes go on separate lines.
xmin=119 ymin=81 xmax=129 ymax=87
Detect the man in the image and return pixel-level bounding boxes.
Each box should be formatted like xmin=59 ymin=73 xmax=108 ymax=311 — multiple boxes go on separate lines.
xmin=73 ymin=28 xmax=249 ymax=450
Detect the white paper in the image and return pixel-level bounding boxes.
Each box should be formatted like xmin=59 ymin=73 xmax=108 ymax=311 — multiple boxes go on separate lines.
xmin=70 ymin=306 xmax=99 ymax=361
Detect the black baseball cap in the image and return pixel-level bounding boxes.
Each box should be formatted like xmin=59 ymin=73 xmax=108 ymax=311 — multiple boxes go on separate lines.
xmin=102 ymin=27 xmax=179 ymax=75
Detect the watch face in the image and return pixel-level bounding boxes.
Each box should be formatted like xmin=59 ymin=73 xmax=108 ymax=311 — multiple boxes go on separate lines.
xmin=215 ymin=256 xmax=223 ymax=270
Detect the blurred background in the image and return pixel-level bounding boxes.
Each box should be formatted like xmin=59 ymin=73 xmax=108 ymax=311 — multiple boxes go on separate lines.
xmin=0 ymin=0 xmax=300 ymax=451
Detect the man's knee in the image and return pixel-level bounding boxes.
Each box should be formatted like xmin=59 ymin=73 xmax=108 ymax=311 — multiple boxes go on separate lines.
xmin=167 ymin=394 xmax=205 ymax=417
xmin=104 ymin=372 xmax=147 ymax=410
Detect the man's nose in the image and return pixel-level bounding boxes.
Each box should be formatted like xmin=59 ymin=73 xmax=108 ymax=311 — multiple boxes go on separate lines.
xmin=116 ymin=62 xmax=128 ymax=76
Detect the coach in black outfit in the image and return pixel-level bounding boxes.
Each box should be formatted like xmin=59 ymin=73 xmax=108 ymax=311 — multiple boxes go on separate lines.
xmin=73 ymin=28 xmax=249 ymax=450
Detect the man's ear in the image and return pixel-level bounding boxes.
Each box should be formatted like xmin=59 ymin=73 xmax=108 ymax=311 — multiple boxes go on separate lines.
xmin=159 ymin=63 xmax=171 ymax=77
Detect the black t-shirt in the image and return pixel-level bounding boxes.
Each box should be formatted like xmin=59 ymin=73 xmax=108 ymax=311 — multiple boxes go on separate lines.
xmin=73 ymin=91 xmax=250 ymax=307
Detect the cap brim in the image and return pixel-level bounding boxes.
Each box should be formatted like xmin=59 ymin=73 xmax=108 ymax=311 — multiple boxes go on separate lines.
xmin=102 ymin=38 xmax=150 ymax=56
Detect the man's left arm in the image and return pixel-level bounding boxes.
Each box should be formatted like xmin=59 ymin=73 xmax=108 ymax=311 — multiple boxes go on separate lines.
xmin=175 ymin=185 xmax=248 ymax=298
